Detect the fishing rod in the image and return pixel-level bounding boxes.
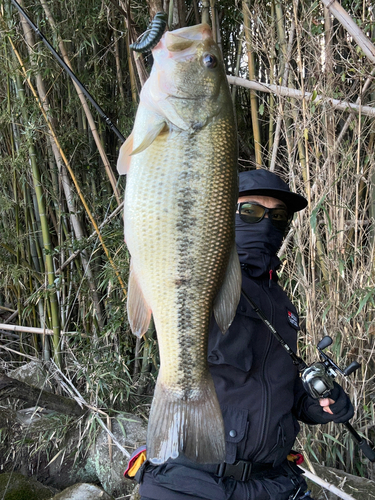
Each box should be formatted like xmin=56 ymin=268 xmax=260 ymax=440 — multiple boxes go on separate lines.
xmin=241 ymin=288 xmax=375 ymax=463
xmin=9 ymin=0 xmax=126 ymax=144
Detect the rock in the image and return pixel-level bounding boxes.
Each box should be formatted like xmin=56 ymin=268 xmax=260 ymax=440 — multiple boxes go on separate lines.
xmin=45 ymin=450 xmax=98 ymax=491
xmin=8 ymin=361 xmax=52 ymax=392
xmin=85 ymin=413 xmax=147 ymax=497
xmin=51 ymin=483 xmax=114 ymax=500
xmin=0 ymin=409 xmax=146 ymax=497
xmin=129 ymin=483 xmax=140 ymax=500
xmin=0 ymin=472 xmax=54 ymax=500
xmin=303 ymin=463 xmax=375 ymax=500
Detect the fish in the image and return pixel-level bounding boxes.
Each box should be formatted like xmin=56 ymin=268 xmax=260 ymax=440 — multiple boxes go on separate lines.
xmin=117 ymin=23 xmax=241 ymax=465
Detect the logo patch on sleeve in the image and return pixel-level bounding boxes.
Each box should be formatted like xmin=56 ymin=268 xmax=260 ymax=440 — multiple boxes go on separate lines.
xmin=287 ymin=309 xmax=299 ymax=330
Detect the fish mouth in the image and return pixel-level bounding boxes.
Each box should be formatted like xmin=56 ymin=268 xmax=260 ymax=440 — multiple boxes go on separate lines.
xmin=167 ymin=23 xmax=212 ymax=40
xmin=153 ymin=23 xmax=212 ymax=54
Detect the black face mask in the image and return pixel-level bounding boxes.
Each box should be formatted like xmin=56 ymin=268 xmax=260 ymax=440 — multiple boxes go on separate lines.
xmin=235 ymin=214 xmax=285 ymax=279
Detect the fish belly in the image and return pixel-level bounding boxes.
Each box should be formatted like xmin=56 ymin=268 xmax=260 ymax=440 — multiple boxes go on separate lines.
xmin=125 ymin=118 xmax=237 ymax=464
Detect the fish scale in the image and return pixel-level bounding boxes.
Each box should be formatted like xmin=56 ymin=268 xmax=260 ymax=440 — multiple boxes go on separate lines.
xmin=118 ymin=23 xmax=241 ymax=464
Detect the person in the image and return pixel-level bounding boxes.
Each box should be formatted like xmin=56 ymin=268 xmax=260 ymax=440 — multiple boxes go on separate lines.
xmin=134 ymin=169 xmax=354 ymax=500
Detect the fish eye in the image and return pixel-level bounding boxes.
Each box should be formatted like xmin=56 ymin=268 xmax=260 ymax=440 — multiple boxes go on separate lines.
xmin=202 ymin=53 xmax=217 ymax=68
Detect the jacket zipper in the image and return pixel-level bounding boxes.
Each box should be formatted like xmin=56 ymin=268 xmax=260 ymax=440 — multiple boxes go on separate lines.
xmin=252 ymin=282 xmax=274 ymax=461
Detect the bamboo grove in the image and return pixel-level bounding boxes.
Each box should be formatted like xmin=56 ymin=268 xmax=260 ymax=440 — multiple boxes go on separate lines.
xmin=0 ymin=0 xmax=374 ymax=480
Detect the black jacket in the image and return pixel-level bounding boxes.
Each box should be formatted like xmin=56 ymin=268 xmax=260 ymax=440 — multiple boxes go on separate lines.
xmin=208 ymin=269 xmax=308 ymax=466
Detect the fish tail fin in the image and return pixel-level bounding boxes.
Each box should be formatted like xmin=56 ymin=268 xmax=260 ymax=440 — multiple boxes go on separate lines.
xmin=147 ymin=376 xmax=225 ymax=465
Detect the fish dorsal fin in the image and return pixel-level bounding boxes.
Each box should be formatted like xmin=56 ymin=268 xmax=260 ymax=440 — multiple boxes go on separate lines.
xmin=213 ymin=243 xmax=242 ymax=334
xmin=117 ymin=133 xmax=134 ymax=174
xmin=131 ymin=120 xmax=166 ymax=156
xmin=127 ymin=262 xmax=152 ymax=337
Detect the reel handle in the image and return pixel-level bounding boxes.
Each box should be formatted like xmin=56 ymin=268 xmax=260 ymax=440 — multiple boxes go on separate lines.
xmin=317 ymin=336 xmax=333 ymax=350
xmin=343 ymin=361 xmax=361 ymax=377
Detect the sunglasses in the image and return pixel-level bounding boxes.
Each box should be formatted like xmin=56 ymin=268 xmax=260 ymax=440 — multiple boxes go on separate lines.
xmin=237 ymin=202 xmax=292 ymax=231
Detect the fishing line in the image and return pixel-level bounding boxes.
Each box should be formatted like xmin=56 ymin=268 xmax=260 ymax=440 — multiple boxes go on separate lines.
xmin=9 ymin=0 xmax=126 ymax=144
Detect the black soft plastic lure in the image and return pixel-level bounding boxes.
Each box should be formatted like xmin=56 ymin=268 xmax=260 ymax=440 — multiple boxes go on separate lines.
xmin=130 ymin=12 xmax=168 ymax=53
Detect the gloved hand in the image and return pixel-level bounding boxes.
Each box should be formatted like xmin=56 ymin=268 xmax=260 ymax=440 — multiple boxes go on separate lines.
xmin=304 ymin=381 xmax=354 ymax=424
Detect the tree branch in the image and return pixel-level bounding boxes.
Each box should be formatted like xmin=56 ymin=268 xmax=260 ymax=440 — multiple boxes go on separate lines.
xmin=227 ymin=76 xmax=375 ymax=117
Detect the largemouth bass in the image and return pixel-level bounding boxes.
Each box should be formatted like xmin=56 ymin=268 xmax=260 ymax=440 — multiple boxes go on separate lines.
xmin=117 ymin=23 xmax=241 ymax=465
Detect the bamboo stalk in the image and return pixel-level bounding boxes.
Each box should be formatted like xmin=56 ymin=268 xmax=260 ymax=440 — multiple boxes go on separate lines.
xmin=232 ymin=33 xmax=244 ymax=105
xmin=13 ymin=156 xmax=21 ymax=328
xmin=120 ymin=0 xmax=148 ymax=87
xmin=26 ymin=186 xmax=44 ymax=275
xmin=292 ymin=0 xmax=317 ymax=321
xmin=13 ymin=73 xmax=61 ymax=367
xmin=6 ymin=61 xmax=23 ymax=331
xmin=168 ymin=0 xmax=174 ymax=29
xmin=274 ymin=0 xmax=287 ymax=78
xmin=226 ymin=76 xmax=375 ymax=117
xmin=0 ymin=324 xmax=54 ymax=335
xmin=210 ymin=0 xmax=217 ymax=42
xmin=38 ymin=0 xmax=121 ymax=206
xmin=112 ymin=7 xmax=125 ymax=104
xmin=7 ymin=36 xmax=127 ymax=299
xmin=320 ymin=0 xmax=375 ymax=65
xmin=55 ymin=202 xmax=124 ymax=275
xmin=267 ymin=0 xmax=276 ymax=165
xmin=201 ymin=0 xmax=210 ymax=25
xmin=300 ymin=468 xmax=355 ymax=500
xmin=0 ymin=306 xmax=16 ymax=313
xmin=243 ymin=1 xmax=262 ymax=167
xmin=311 ymin=67 xmax=375 ymax=197
xmin=270 ymin=17 xmax=296 ymax=172
xmin=17 ymin=0 xmax=105 ymax=329
xmin=126 ymin=25 xmax=138 ymax=103
xmin=354 ymin=95 xmax=362 ymax=269
xmin=323 ymin=5 xmax=336 ymax=260
xmin=192 ymin=0 xmax=200 ymax=25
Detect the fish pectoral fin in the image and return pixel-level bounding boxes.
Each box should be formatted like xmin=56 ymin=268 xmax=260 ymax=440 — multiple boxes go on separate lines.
xmin=213 ymin=243 xmax=242 ymax=334
xmin=149 ymin=74 xmax=190 ymax=131
xmin=131 ymin=120 xmax=166 ymax=156
xmin=127 ymin=264 xmax=151 ymax=337
xmin=117 ymin=132 xmax=134 ymax=174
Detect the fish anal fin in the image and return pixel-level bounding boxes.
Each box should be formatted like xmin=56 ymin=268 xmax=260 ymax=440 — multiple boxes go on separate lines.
xmin=213 ymin=243 xmax=242 ymax=334
xmin=127 ymin=265 xmax=151 ymax=338
xmin=117 ymin=133 xmax=134 ymax=175
xmin=147 ymin=376 xmax=225 ymax=464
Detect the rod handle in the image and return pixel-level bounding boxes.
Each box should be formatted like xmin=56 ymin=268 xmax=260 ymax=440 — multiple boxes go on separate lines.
xmin=344 ymin=422 xmax=375 ymax=462
xmin=357 ymin=439 xmax=375 ymax=462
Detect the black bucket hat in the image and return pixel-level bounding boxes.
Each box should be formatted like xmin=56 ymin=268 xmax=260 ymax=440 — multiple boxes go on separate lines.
xmin=238 ymin=169 xmax=307 ymax=213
